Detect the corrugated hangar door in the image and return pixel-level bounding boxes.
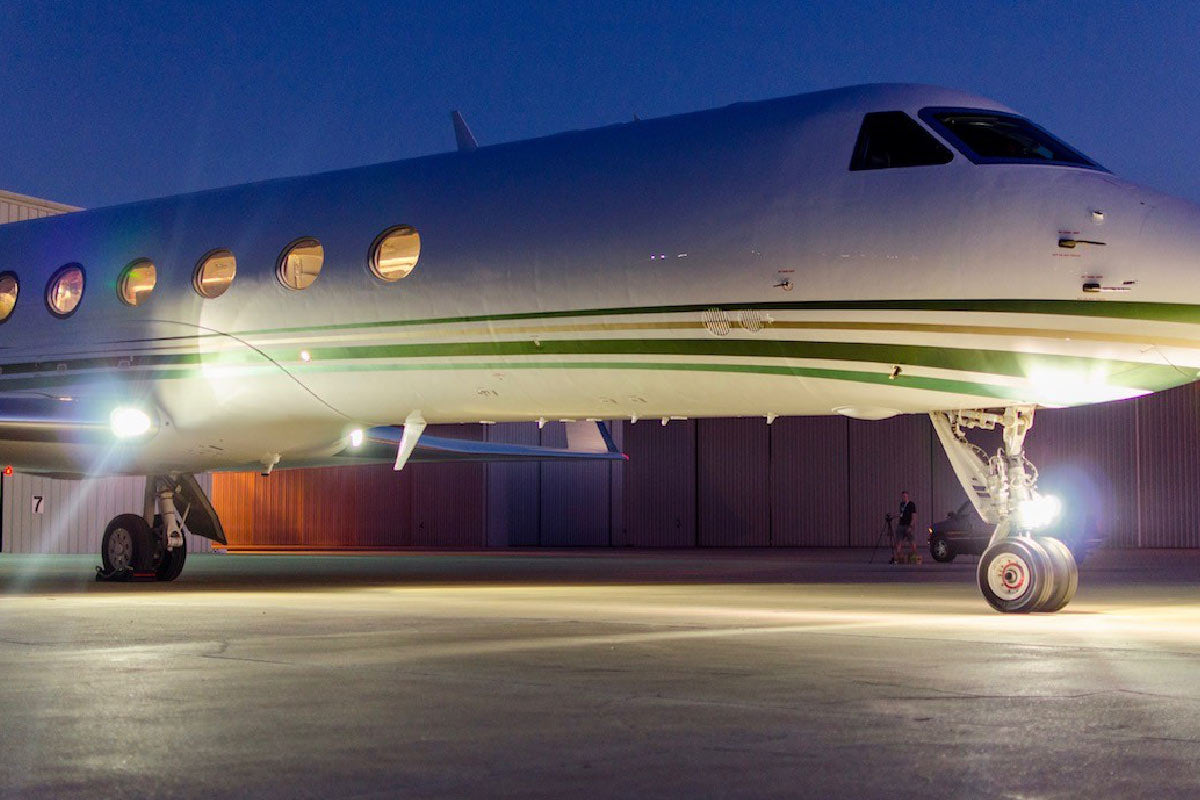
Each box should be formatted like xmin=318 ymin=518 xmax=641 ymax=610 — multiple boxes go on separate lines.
xmin=0 ymin=473 xmax=213 ymax=554
xmin=206 ymin=385 xmax=1200 ymax=551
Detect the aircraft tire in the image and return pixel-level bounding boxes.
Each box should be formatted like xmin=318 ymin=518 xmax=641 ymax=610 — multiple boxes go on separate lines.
xmin=1035 ymin=537 xmax=1077 ymax=612
xmin=977 ymin=538 xmax=1054 ymax=613
xmin=930 ymin=535 xmax=956 ymax=563
xmin=155 ymin=535 xmax=187 ymax=581
xmin=101 ymin=514 xmax=155 ymax=574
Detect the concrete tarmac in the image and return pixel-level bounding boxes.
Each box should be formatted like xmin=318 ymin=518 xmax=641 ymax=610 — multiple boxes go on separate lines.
xmin=1 ymin=548 xmax=1199 ymax=799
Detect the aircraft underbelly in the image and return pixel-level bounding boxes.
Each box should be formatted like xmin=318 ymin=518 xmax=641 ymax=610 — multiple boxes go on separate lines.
xmin=0 ymin=374 xmax=1001 ymax=475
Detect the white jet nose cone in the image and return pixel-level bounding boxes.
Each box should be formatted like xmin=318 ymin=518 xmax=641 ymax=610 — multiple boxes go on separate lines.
xmin=1141 ymin=196 xmax=1200 ymax=280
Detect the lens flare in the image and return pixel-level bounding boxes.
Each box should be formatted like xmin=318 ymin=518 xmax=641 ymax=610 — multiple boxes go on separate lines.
xmin=1017 ymin=494 xmax=1062 ymax=529
xmin=109 ymin=407 xmax=152 ymax=439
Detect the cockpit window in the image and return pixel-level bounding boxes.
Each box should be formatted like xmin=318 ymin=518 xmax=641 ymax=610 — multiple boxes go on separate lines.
xmin=920 ymin=108 xmax=1102 ymax=169
xmin=849 ymin=111 xmax=953 ymax=171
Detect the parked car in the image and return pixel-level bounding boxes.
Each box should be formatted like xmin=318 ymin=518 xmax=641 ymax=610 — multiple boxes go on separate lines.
xmin=928 ymin=502 xmax=992 ymax=562
xmin=928 ymin=501 xmax=1102 ymax=563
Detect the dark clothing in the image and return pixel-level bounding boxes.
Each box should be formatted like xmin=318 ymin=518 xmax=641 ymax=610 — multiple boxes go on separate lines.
xmin=896 ymin=523 xmax=914 ymax=542
xmin=899 ymin=500 xmax=916 ymax=526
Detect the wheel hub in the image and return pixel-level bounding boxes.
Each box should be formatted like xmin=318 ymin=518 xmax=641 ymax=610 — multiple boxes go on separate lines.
xmin=988 ymin=554 xmax=1029 ymax=601
xmin=106 ymin=528 xmax=133 ymax=570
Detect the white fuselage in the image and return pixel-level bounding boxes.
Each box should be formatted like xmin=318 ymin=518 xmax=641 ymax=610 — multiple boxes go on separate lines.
xmin=2 ymin=84 xmax=1200 ymax=476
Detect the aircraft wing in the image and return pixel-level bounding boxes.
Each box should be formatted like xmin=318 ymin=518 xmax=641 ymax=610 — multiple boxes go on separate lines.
xmin=363 ymin=421 xmax=627 ymax=464
xmin=0 ymin=395 xmax=627 ymax=472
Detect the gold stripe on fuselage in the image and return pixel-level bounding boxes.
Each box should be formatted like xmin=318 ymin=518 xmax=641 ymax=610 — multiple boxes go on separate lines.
xmin=24 ymin=315 xmax=1200 ymax=363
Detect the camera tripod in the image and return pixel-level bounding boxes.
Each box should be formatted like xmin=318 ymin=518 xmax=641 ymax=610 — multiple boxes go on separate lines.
xmin=868 ymin=514 xmax=896 ymax=564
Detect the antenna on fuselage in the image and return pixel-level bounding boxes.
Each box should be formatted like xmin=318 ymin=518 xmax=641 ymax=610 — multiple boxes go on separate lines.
xmin=451 ymin=110 xmax=478 ymax=153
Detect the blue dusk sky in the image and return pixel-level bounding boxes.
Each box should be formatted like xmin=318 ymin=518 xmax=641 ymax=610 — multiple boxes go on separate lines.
xmin=0 ymin=0 xmax=1196 ymax=208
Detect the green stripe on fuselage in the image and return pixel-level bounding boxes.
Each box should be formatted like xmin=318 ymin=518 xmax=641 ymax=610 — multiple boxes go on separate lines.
xmin=0 ymin=336 xmax=1190 ymax=394
xmin=291 ymin=338 xmax=1184 ymax=392
xmin=229 ymin=298 xmax=1200 ymax=339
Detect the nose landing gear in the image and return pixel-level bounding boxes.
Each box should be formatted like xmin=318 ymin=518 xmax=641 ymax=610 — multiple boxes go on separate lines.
xmin=931 ymin=407 xmax=1079 ymax=613
xmin=1035 ymin=535 xmax=1079 ymax=612
xmin=978 ymin=538 xmax=1046 ymax=613
xmin=976 ymin=536 xmax=1077 ymax=613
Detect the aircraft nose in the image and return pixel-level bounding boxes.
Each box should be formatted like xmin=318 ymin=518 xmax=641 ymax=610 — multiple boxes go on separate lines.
xmin=1140 ymin=195 xmax=1200 ymax=293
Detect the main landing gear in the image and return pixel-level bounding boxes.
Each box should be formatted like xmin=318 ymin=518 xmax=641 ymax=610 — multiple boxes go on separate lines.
xmin=931 ymin=407 xmax=1078 ymax=613
xmin=97 ymin=473 xmax=226 ymax=582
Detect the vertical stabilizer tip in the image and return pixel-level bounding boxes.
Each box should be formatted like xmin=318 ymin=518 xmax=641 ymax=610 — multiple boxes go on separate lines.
xmin=451 ymin=110 xmax=478 ymax=153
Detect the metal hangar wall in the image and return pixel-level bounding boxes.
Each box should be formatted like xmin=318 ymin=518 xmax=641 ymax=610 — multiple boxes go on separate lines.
xmin=211 ymin=383 xmax=1200 ymax=550
xmin=1 ymin=473 xmax=214 ymax=554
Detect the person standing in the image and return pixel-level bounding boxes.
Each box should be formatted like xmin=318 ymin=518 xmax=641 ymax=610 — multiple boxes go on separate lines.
xmin=892 ymin=491 xmax=918 ymax=563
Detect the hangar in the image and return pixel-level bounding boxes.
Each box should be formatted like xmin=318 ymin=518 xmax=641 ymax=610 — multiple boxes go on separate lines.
xmin=204 ymin=387 xmax=1200 ymax=551
xmin=6 ymin=388 xmax=1197 ymax=554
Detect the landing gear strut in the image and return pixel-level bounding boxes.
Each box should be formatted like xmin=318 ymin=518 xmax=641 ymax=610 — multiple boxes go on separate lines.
xmin=96 ymin=473 xmax=225 ymax=582
xmin=931 ymin=406 xmax=1078 ymax=613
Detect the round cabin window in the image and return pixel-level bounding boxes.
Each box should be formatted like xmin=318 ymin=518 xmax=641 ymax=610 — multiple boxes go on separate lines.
xmin=117 ymin=259 xmax=157 ymax=307
xmin=0 ymin=272 xmax=18 ymax=322
xmin=369 ymin=225 xmax=420 ymax=282
xmin=193 ymin=249 xmax=237 ymax=299
xmin=46 ymin=264 xmax=85 ymax=318
xmin=277 ymin=237 xmax=324 ymax=290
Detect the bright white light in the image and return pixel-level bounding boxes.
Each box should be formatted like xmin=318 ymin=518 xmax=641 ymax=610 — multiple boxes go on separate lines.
xmin=349 ymin=428 xmax=364 ymax=448
xmin=1017 ymin=494 xmax=1062 ymax=530
xmin=1026 ymin=366 xmax=1147 ymax=406
xmin=110 ymin=407 xmax=152 ymax=439
xmin=300 ymin=350 xmax=312 ymax=363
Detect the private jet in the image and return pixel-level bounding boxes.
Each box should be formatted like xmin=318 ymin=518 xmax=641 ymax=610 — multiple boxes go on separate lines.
xmin=2 ymin=83 xmax=1197 ymax=612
